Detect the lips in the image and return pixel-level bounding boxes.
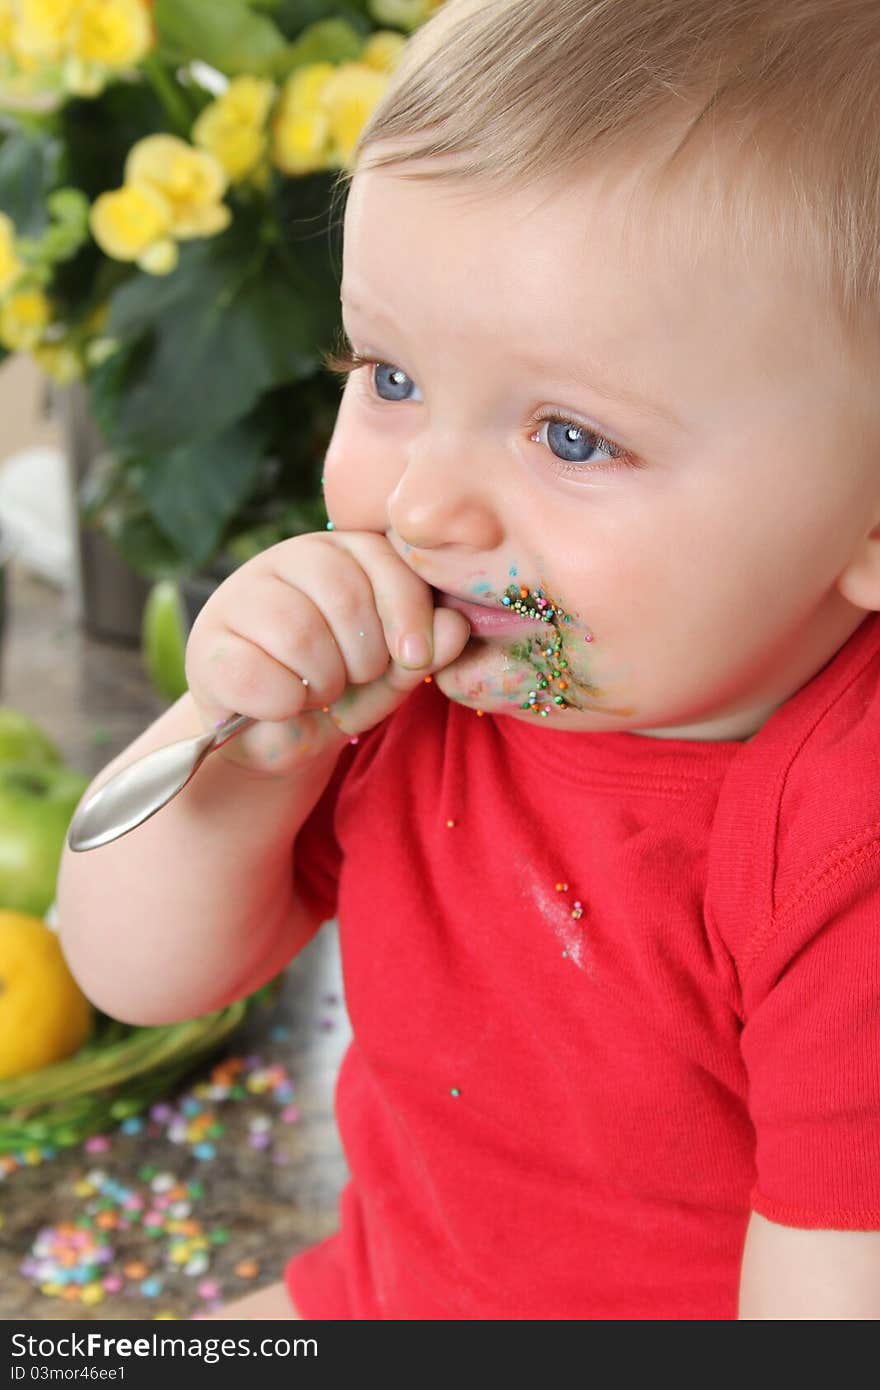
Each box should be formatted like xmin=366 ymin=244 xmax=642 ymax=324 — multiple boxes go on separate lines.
xmin=433 ymin=588 xmax=552 ymax=636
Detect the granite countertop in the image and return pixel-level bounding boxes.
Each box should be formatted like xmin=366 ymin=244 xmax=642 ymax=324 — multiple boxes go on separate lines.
xmin=0 ymin=562 xmax=350 ymax=1320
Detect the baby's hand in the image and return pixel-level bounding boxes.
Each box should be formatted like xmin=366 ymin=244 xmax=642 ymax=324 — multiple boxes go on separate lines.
xmin=184 ymin=531 xmax=471 ymax=774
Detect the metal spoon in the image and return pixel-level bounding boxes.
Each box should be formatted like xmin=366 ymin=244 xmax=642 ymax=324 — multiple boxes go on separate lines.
xmin=66 ymin=712 xmax=255 ymax=853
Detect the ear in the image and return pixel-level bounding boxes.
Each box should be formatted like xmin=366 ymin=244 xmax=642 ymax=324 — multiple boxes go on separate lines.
xmin=836 ymin=521 xmax=880 ymax=611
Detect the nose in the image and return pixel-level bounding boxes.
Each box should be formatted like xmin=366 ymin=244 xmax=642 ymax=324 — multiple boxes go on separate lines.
xmin=386 ymin=432 xmax=505 ymax=552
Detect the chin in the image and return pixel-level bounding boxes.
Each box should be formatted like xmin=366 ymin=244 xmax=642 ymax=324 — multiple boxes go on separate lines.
xmin=432 ymin=635 xmax=532 ymax=710
xmin=433 ymin=634 xmax=640 ymax=729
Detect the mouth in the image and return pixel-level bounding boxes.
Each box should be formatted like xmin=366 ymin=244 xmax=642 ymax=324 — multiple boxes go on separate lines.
xmin=432 ymin=587 xmax=554 ymax=637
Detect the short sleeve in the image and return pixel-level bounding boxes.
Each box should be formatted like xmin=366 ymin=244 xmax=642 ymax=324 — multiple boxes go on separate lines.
xmin=291 ymin=736 xmax=361 ymax=928
xmin=740 ymin=846 xmax=880 ymax=1230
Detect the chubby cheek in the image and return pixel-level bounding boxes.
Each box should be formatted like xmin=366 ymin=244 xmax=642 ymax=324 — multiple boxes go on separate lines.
xmin=322 ymin=399 xmax=399 ymax=531
xmin=434 ymin=563 xmax=640 ymax=721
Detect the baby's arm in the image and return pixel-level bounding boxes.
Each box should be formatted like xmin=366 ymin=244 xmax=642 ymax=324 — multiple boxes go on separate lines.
xmin=57 ymin=530 xmax=469 ymax=1027
xmin=56 ymin=689 xmax=343 ymax=1026
xmin=739 ymin=1212 xmax=880 ymax=1318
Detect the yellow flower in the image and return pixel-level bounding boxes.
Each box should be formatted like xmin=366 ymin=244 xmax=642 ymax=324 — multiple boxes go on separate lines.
xmin=0 ymin=1 xmax=15 ymax=54
xmin=89 ymin=181 xmax=171 ymax=260
xmin=74 ymin=0 xmax=153 ymax=68
xmin=32 ymin=339 xmax=83 ymax=382
xmin=320 ymin=62 xmax=389 ymax=167
xmin=192 ymin=75 xmax=275 ymax=183
xmin=271 ymin=63 xmax=335 ymax=176
xmin=0 ymin=286 xmax=51 ymax=350
xmin=124 ymin=134 xmax=230 ymax=239
xmin=61 ymin=54 xmax=104 ymax=93
xmin=272 ymin=107 xmax=330 ymax=176
xmin=271 ymin=59 xmax=389 ymax=173
xmin=13 ymin=0 xmax=78 ymax=64
xmin=84 ymin=334 xmax=118 ymax=366
xmin=360 ymin=30 xmax=407 ymax=73
xmin=284 ymin=61 xmax=336 ymax=110
xmin=0 ymin=211 xmax=23 ymax=296
xmin=136 ymin=236 xmax=177 ymax=275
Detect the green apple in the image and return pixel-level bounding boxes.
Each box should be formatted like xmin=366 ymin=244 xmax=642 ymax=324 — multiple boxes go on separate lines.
xmin=142 ymin=580 xmax=188 ymax=703
xmin=0 ymin=763 xmax=89 ymax=917
xmin=0 ymin=708 xmax=62 ymax=767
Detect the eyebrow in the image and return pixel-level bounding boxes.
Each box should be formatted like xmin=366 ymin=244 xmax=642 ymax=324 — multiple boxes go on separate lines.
xmin=340 ymin=286 xmax=685 ymax=431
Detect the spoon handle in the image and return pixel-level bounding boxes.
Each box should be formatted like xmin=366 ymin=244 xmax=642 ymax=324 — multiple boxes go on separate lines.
xmin=66 ymin=710 xmax=258 ymax=853
xmin=210 ymin=711 xmax=255 ymax=749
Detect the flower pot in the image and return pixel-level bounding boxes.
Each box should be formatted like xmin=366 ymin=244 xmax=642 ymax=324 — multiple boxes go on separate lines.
xmin=61 ymin=384 xmax=152 ymax=646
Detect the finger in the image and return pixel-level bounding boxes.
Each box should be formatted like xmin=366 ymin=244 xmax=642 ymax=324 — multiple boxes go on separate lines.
xmin=323 ymin=605 xmax=471 ymax=736
xmin=185 ymin=626 xmax=314 ymax=727
xmin=264 ymin=542 xmax=394 ymax=687
xmin=284 ymin=532 xmax=439 ymax=672
xmin=219 ymin=571 xmax=362 ymax=708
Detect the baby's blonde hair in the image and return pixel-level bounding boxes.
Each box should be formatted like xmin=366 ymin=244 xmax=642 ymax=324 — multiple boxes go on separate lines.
xmin=338 ymin=0 xmax=880 ymax=349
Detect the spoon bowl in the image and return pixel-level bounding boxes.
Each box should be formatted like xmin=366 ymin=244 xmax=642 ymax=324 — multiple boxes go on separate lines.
xmin=66 ymin=713 xmax=254 ymax=852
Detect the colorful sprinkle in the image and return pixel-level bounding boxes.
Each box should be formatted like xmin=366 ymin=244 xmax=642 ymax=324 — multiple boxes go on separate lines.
xmin=16 ymin=1049 xmax=310 ymax=1311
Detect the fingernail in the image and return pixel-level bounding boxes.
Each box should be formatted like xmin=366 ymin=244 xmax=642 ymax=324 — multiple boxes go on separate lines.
xmin=398 ymin=632 xmax=431 ymax=667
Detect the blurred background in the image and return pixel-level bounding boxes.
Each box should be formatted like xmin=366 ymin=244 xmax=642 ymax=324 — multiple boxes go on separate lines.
xmin=0 ymin=0 xmax=444 ymax=1321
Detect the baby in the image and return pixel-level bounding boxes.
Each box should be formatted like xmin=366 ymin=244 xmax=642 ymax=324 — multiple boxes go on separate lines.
xmin=58 ymin=0 xmax=880 ymax=1319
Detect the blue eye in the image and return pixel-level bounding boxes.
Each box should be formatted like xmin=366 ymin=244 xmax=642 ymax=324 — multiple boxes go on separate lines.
xmin=327 ymin=341 xmax=637 ymax=475
xmin=374 ymin=363 xmax=423 ymax=403
xmin=534 ymin=417 xmax=622 ymax=467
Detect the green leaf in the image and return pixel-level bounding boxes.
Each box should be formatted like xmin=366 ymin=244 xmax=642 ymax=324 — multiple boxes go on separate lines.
xmin=15 ymin=186 xmax=90 ymax=268
xmin=263 ymin=0 xmax=374 ymax=34
xmin=269 ymin=17 xmax=365 ymax=76
xmin=0 ymin=127 xmax=61 ymax=236
xmin=95 ymin=211 xmax=336 ymax=454
xmin=132 ymin=415 xmax=269 ymax=569
xmin=50 ymin=240 xmax=125 ymax=326
xmin=367 ymin=0 xmax=432 ymax=31
xmin=154 ymin=0 xmax=287 ymax=76
xmin=97 ymin=511 xmax=185 ymax=579
xmin=47 ymin=187 xmax=89 ymax=227
xmin=58 ymin=84 xmax=170 ymax=200
xmin=78 ymin=446 xmax=187 ymax=578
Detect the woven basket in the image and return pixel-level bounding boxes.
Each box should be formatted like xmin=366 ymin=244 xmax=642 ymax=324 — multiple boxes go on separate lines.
xmin=0 ymin=984 xmax=275 ymax=1155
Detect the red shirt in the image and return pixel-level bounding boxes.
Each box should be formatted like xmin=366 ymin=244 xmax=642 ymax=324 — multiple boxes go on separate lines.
xmin=284 ymin=612 xmax=880 ymax=1319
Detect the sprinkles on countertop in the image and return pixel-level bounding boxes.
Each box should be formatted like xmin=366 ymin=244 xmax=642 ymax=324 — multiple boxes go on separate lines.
xmin=6 ymin=1029 xmax=347 ymax=1315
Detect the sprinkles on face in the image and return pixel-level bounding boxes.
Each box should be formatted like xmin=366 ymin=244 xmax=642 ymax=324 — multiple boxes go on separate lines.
xmin=497 ymin=583 xmax=583 ymax=717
